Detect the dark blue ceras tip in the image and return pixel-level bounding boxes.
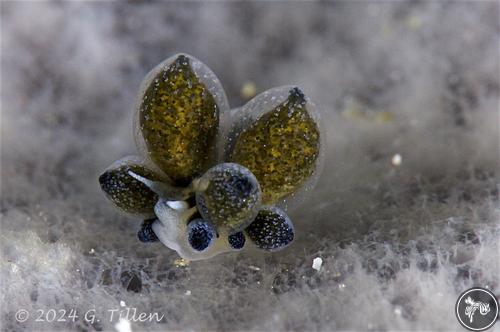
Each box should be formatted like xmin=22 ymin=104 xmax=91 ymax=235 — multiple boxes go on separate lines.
xmin=228 ymin=232 xmax=246 ymax=250
xmin=137 ymin=219 xmax=159 ymax=243
xmin=245 ymin=207 xmax=294 ymax=251
xmin=188 ymin=218 xmax=217 ymax=251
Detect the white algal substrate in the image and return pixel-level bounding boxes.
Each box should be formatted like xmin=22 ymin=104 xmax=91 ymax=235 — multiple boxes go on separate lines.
xmin=1 ymin=2 xmax=498 ymax=331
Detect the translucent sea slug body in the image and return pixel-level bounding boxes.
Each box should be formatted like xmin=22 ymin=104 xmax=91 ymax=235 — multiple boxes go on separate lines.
xmin=99 ymin=53 xmax=323 ymax=260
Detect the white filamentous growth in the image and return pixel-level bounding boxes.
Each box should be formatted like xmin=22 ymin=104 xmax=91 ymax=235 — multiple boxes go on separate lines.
xmin=1 ymin=3 xmax=498 ymax=331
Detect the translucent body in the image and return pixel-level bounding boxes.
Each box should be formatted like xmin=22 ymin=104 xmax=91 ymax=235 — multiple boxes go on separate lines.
xmin=152 ymin=199 xmax=239 ymax=261
xmin=134 ymin=54 xmax=229 ymax=187
xmin=99 ymin=54 xmax=325 ymax=260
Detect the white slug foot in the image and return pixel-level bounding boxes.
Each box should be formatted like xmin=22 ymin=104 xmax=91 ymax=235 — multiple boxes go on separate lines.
xmin=152 ymin=199 xmax=235 ymax=261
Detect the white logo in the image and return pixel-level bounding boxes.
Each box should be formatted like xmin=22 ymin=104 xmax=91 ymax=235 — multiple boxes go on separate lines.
xmin=456 ymin=287 xmax=499 ymax=331
xmin=465 ymin=296 xmax=491 ymax=323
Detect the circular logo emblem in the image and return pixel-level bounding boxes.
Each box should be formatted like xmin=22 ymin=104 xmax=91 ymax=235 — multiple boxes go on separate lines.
xmin=456 ymin=287 xmax=498 ymax=331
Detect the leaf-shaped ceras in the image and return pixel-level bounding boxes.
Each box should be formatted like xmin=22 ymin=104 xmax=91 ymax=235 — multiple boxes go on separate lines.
xmin=136 ymin=54 xmax=227 ymax=187
xmin=99 ymin=158 xmax=164 ymax=217
xmin=229 ymin=87 xmax=321 ymax=205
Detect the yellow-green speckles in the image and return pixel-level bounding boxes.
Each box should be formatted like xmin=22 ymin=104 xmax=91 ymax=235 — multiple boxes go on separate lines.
xmin=195 ymin=163 xmax=261 ymax=233
xmin=139 ymin=55 xmax=219 ymax=187
xmin=99 ymin=163 xmax=162 ymax=217
xmin=230 ymin=88 xmax=320 ymax=204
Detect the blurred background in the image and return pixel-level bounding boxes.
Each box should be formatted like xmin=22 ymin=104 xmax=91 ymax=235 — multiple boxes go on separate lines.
xmin=1 ymin=1 xmax=498 ymax=331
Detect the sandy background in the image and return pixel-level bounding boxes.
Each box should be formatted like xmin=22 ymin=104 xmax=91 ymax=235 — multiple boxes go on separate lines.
xmin=1 ymin=1 xmax=499 ymax=331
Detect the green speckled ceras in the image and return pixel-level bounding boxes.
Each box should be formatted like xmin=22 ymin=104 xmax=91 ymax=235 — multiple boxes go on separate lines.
xmin=99 ymin=53 xmax=323 ymax=261
xmin=140 ymin=55 xmax=219 ymax=187
xmin=230 ymin=87 xmax=320 ymax=204
xmin=99 ymin=162 xmax=162 ymax=217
